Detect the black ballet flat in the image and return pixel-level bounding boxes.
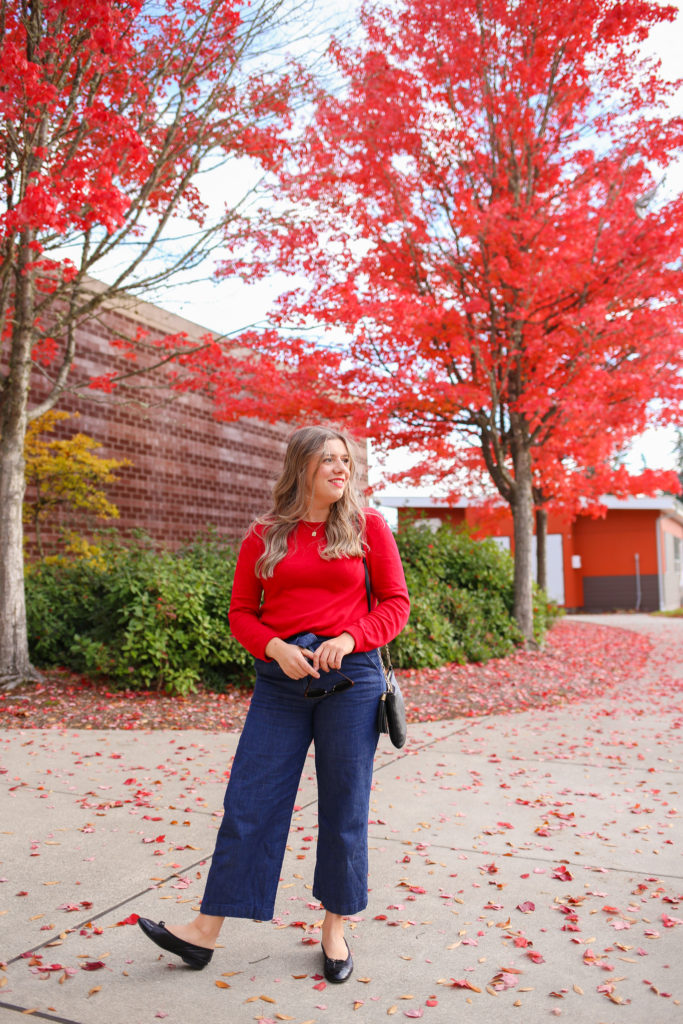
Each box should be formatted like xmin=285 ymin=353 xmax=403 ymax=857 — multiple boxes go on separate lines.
xmin=322 ymin=939 xmax=353 ymax=983
xmin=137 ymin=917 xmax=214 ymax=970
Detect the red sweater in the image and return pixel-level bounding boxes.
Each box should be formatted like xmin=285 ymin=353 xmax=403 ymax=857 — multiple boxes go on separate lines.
xmin=228 ymin=509 xmax=410 ymax=660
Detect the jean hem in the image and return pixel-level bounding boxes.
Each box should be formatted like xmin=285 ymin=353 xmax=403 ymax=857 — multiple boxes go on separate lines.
xmin=199 ymin=903 xmax=274 ymax=921
xmin=311 ymin=890 xmax=368 ymax=916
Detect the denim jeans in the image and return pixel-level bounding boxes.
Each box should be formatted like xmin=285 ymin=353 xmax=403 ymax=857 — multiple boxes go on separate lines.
xmin=200 ymin=633 xmax=384 ymax=919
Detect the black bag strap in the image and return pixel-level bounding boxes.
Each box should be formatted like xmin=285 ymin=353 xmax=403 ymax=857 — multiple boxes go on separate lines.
xmin=363 ymin=556 xmax=372 ymax=613
xmin=362 ymin=556 xmax=395 ymax=689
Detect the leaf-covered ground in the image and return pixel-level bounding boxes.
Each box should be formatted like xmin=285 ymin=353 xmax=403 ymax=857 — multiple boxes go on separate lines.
xmin=1 ymin=617 xmax=680 ymax=1022
xmin=0 ymin=620 xmax=651 ymax=731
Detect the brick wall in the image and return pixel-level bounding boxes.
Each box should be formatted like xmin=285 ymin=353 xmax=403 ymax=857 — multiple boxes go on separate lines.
xmin=25 ymin=289 xmax=367 ymax=553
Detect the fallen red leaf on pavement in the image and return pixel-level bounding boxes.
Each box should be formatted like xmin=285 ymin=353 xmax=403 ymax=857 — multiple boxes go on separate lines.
xmin=114 ymin=913 xmax=139 ymax=927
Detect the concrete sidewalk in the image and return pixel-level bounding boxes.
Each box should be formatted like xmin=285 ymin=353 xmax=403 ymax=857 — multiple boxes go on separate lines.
xmin=1 ymin=614 xmax=681 ymax=1024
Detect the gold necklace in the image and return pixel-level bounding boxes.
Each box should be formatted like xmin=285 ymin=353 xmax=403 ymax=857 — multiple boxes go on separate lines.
xmin=302 ymin=519 xmax=325 ymax=538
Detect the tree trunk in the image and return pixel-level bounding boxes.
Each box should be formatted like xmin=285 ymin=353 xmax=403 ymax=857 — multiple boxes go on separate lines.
xmin=535 ymin=505 xmax=548 ymax=595
xmin=510 ymin=440 xmax=535 ymax=643
xmin=0 ymin=235 xmax=41 ymax=689
xmin=0 ymin=426 xmax=37 ymax=688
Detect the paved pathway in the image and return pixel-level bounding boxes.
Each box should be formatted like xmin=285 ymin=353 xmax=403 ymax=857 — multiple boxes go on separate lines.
xmin=0 ymin=614 xmax=681 ymax=1024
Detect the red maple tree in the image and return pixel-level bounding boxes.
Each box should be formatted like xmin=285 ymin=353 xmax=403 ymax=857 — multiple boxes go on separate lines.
xmin=0 ymin=0 xmax=300 ymax=686
xmin=215 ymin=0 xmax=683 ymax=638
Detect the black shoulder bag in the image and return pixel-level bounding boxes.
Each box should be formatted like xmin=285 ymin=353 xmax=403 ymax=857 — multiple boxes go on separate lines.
xmin=363 ymin=557 xmax=407 ymax=749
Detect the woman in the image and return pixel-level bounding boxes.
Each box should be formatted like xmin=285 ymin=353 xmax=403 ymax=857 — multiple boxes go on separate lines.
xmin=138 ymin=425 xmax=410 ymax=982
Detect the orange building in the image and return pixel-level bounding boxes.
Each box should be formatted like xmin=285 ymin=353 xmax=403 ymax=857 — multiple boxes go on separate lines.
xmin=380 ymin=496 xmax=683 ymax=612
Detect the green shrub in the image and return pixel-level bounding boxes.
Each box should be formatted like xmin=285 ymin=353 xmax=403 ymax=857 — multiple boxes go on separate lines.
xmin=26 ymin=523 xmax=560 ymax=694
xmin=390 ymin=522 xmax=558 ymax=669
xmin=26 ymin=531 xmax=251 ymax=696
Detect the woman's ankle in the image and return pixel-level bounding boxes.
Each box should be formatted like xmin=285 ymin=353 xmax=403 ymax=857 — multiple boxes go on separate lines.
xmin=193 ymin=913 xmax=224 ymax=944
xmin=321 ymin=911 xmax=346 ymax=954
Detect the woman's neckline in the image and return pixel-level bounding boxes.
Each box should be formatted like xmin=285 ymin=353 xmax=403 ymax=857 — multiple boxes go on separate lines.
xmin=300 ymin=518 xmax=326 ymax=538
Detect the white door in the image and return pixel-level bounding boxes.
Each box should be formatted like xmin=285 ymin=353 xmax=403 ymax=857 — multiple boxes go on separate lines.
xmin=532 ymin=533 xmax=565 ymax=604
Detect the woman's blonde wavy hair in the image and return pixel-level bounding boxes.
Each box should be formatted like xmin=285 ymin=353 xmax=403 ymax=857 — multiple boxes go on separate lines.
xmin=253 ymin=425 xmax=366 ymax=578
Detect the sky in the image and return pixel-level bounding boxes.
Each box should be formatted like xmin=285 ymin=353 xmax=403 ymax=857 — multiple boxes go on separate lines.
xmin=109 ymin=0 xmax=683 ymax=496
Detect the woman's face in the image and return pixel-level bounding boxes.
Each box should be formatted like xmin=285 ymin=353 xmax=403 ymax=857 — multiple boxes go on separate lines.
xmin=305 ymin=438 xmax=351 ymax=513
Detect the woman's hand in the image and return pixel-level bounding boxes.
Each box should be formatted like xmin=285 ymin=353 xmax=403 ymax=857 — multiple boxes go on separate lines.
xmin=264 ymin=638 xmax=321 ymax=680
xmin=310 ymin=632 xmax=356 ymax=673
xmin=264 ymin=632 xmax=356 ymax=678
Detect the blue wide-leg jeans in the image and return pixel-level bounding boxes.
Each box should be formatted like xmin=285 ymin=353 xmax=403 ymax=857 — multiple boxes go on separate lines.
xmin=200 ymin=634 xmax=384 ymax=920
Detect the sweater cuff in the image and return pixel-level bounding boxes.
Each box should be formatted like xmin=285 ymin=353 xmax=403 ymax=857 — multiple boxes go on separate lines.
xmin=257 ymin=632 xmax=279 ymax=661
xmin=345 ymin=625 xmax=362 ymax=651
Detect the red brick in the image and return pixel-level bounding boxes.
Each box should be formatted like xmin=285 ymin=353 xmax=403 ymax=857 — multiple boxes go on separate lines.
xmin=23 ymin=292 xmax=367 ymax=554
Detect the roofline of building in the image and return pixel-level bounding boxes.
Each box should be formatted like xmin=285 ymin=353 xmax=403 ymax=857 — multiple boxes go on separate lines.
xmin=377 ymin=493 xmax=683 ymax=524
xmin=83 ymin=275 xmax=217 ymax=342
xmin=378 ymin=496 xmax=466 ymax=508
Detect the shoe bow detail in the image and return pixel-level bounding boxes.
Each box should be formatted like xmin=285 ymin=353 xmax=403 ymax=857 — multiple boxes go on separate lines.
xmin=322 ymin=940 xmax=353 ymax=983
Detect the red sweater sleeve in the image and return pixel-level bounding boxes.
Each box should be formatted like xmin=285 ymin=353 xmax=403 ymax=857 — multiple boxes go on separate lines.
xmin=344 ymin=511 xmax=410 ymax=653
xmin=228 ymin=527 xmax=278 ymax=660
xmin=228 ymin=511 xmax=410 ymax=659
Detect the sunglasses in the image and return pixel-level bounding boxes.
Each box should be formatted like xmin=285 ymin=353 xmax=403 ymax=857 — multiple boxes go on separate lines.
xmin=303 ymin=668 xmax=355 ymax=699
